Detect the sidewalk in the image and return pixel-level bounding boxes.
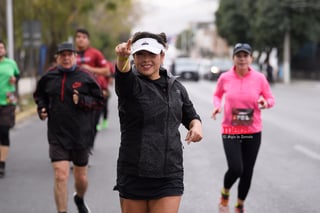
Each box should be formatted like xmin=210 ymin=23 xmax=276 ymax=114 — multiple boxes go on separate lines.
xmin=16 ymin=107 xmax=37 ymax=123
xmin=16 ymin=77 xmax=37 ymax=123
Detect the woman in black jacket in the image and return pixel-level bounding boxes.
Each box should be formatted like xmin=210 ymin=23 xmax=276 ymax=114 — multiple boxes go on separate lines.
xmin=114 ymin=32 xmax=203 ymax=213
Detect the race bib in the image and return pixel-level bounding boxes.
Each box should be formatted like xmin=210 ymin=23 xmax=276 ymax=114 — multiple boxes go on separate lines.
xmin=231 ymin=108 xmax=254 ymax=126
xmin=6 ymin=92 xmax=17 ymax=104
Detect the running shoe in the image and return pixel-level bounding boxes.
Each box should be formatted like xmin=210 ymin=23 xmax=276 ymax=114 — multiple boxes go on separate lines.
xmin=101 ymin=119 xmax=108 ymax=129
xmin=235 ymin=206 xmax=245 ymax=213
xmin=73 ymin=192 xmax=91 ymax=213
xmin=219 ymin=204 xmax=230 ymax=213
xmin=219 ymin=189 xmax=230 ymax=213
xmin=97 ymin=119 xmax=108 ymax=131
xmin=96 ymin=123 xmax=102 ymax=131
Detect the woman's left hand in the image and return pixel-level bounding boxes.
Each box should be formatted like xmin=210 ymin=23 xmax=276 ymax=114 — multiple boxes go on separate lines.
xmin=257 ymin=96 xmax=268 ymax=109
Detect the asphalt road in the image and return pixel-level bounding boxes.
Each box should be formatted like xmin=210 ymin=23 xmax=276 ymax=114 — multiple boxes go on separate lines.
xmin=1 ymin=79 xmax=319 ymax=213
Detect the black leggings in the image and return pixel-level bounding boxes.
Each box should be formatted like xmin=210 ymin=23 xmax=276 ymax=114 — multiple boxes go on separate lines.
xmin=0 ymin=125 xmax=10 ymax=146
xmin=102 ymin=96 xmax=109 ymax=120
xmin=222 ymin=132 xmax=261 ymax=200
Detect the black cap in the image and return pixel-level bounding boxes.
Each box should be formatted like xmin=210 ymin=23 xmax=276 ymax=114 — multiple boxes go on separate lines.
xmin=56 ymin=42 xmax=76 ymax=54
xmin=233 ymin=43 xmax=252 ymax=55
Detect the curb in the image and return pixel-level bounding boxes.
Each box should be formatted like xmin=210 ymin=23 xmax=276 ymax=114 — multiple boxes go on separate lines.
xmin=16 ymin=107 xmax=37 ymax=123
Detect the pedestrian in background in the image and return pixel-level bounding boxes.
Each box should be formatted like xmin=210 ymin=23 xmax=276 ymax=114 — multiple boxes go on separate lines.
xmin=34 ymin=42 xmax=104 ymax=213
xmin=113 ymin=31 xmax=203 ymax=213
xmin=96 ymin=64 xmax=115 ymax=131
xmin=263 ymin=59 xmax=274 ymax=85
xmin=211 ymin=43 xmax=275 ymax=213
xmin=0 ymin=40 xmax=20 ymax=178
xmin=74 ymin=28 xmax=112 ymax=138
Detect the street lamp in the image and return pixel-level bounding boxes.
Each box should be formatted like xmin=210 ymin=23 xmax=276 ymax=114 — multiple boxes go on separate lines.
xmin=6 ymin=0 xmax=14 ymax=59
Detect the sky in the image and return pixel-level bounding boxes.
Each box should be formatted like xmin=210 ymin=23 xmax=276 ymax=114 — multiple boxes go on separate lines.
xmin=132 ymin=0 xmax=219 ymax=37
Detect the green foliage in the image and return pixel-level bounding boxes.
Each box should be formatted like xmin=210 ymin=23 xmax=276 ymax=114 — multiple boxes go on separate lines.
xmin=251 ymin=0 xmax=286 ymax=51
xmin=176 ymin=29 xmax=194 ymax=55
xmin=215 ymin=0 xmax=320 ymax=55
xmin=1 ymin=0 xmax=140 ymax=67
xmin=215 ymin=0 xmax=252 ymax=45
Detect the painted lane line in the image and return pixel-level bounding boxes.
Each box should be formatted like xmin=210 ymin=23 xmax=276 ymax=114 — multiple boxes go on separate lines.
xmin=294 ymin=145 xmax=320 ymax=161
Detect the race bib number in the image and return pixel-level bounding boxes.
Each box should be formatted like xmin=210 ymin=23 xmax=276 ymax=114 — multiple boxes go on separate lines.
xmin=231 ymin=108 xmax=254 ymax=126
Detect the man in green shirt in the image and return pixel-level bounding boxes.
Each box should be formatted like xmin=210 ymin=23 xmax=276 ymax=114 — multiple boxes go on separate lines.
xmin=0 ymin=40 xmax=20 ymax=178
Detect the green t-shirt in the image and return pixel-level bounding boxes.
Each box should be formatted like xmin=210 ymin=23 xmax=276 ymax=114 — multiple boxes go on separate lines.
xmin=0 ymin=57 xmax=20 ymax=105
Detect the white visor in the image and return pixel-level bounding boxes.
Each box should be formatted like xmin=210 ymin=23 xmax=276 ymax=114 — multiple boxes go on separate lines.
xmin=131 ymin=38 xmax=165 ymax=55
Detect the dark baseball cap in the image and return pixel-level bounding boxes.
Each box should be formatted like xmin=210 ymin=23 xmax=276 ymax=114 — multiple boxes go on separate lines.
xmin=233 ymin=43 xmax=252 ymax=55
xmin=56 ymin=42 xmax=76 ymax=54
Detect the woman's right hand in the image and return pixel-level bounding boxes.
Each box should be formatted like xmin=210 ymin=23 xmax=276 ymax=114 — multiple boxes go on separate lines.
xmin=115 ymin=40 xmax=132 ymax=72
xmin=115 ymin=39 xmax=132 ymax=57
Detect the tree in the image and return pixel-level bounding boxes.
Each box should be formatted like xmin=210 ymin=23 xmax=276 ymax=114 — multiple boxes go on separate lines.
xmin=215 ymin=0 xmax=253 ymax=46
xmin=1 ymin=0 xmax=140 ymax=71
xmin=175 ymin=29 xmax=194 ymax=56
xmin=282 ymin=0 xmax=320 ymax=50
xmin=250 ymin=0 xmax=286 ymax=56
xmin=215 ymin=0 xmax=320 ymax=59
xmin=83 ymin=0 xmax=141 ymax=59
xmin=0 ymin=0 xmax=6 ymax=39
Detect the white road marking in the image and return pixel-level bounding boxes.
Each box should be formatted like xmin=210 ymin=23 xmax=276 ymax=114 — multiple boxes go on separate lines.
xmin=294 ymin=145 xmax=320 ymax=160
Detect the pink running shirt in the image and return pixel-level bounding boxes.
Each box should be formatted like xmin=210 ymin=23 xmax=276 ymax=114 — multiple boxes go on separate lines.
xmin=213 ymin=66 xmax=275 ymax=134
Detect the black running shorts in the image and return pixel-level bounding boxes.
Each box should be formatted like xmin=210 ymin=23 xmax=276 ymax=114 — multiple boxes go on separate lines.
xmin=114 ymin=174 xmax=184 ymax=200
xmin=49 ymin=144 xmax=90 ymax=167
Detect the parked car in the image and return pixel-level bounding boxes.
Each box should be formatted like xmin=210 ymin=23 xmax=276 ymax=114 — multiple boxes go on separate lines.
xmin=171 ymin=57 xmax=200 ymax=81
xmin=203 ymin=58 xmax=233 ymax=81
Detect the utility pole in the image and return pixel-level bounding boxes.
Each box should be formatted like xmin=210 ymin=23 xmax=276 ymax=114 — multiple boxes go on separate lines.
xmin=6 ymin=0 xmax=14 ymax=59
xmin=281 ymin=2 xmax=320 ymax=84
xmin=283 ymin=31 xmax=291 ymax=84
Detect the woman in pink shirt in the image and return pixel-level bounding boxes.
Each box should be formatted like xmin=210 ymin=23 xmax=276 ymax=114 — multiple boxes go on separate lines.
xmin=212 ymin=43 xmax=275 ymax=213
